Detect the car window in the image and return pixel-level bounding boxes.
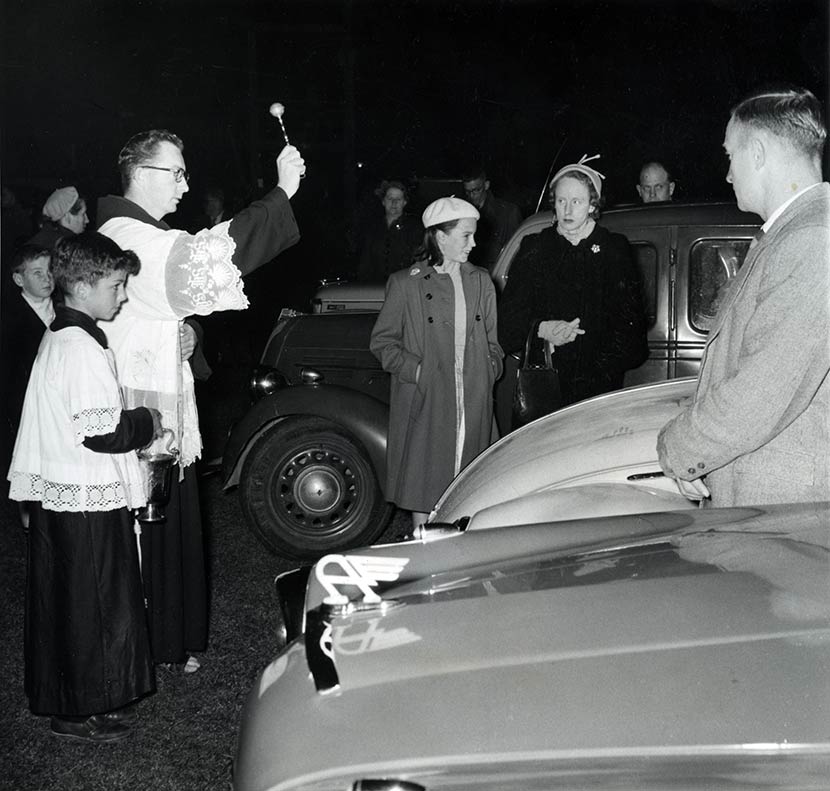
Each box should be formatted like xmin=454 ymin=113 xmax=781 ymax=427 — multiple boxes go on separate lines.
xmin=630 ymin=242 xmax=658 ymax=329
xmin=688 ymin=239 xmax=751 ymax=332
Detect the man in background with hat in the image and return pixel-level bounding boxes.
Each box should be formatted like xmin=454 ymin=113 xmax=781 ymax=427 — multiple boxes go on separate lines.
xmin=658 ymin=86 xmax=829 ymax=506
xmin=28 ymin=186 xmax=89 ymax=249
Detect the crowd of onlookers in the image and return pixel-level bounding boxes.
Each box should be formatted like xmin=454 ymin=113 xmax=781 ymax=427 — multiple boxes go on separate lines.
xmin=355 ymin=159 xmax=677 ymax=282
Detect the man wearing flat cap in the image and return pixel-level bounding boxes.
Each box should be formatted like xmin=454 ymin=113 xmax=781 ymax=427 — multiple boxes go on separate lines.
xmin=658 ymin=86 xmax=830 ymax=506
xmin=96 ymin=129 xmax=305 ymax=672
xmin=28 ymin=186 xmax=89 ymax=249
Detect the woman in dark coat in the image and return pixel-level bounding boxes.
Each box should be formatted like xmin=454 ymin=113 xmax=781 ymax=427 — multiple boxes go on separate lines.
xmin=357 ymin=180 xmax=423 ymax=281
xmin=370 ymin=197 xmax=503 ymax=532
xmin=499 ymin=155 xmax=647 ymax=408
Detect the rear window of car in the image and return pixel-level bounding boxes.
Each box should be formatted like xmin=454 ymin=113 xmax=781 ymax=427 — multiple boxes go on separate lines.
xmin=688 ymin=239 xmax=751 ymax=332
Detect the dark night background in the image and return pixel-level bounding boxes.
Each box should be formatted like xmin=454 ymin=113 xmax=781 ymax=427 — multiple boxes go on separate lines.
xmin=2 ymin=0 xmax=827 ymax=338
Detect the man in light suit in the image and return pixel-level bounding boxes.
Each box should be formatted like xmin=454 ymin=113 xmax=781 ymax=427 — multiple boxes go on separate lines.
xmin=658 ymin=86 xmax=829 ymax=507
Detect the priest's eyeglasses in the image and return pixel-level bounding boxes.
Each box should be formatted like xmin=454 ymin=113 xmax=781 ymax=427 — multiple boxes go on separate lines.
xmin=138 ymin=165 xmax=190 ymax=183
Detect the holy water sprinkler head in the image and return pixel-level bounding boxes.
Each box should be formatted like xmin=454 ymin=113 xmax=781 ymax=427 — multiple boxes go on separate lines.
xmin=268 ymin=102 xmax=290 ymax=145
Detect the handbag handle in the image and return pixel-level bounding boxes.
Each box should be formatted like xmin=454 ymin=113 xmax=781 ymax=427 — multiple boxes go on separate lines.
xmin=523 ymin=320 xmax=554 ymax=370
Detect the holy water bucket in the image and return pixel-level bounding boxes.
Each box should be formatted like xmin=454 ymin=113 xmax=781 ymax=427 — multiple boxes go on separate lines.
xmin=136 ymin=428 xmax=179 ymax=523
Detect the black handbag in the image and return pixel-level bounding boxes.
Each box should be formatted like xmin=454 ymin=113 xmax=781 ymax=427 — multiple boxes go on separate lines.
xmin=511 ymin=320 xmax=562 ymax=428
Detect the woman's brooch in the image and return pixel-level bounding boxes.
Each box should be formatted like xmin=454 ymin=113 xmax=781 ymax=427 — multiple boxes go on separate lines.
xmin=591 ymin=244 xmax=601 ymax=254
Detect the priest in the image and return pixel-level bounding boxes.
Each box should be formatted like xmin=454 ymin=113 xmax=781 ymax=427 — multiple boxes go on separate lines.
xmin=97 ymin=129 xmax=304 ymax=672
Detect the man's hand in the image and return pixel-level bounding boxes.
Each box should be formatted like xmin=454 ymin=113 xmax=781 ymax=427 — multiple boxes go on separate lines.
xmin=277 ymin=145 xmax=306 ymax=199
xmin=179 ymin=322 xmax=197 ymax=362
xmin=538 ymin=318 xmax=585 ymax=347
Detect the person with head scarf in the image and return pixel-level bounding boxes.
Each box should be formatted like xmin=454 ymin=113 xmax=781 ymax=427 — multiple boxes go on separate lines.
xmin=498 ymin=155 xmax=648 ymax=411
xmin=28 ymin=187 xmax=89 ymax=249
xmin=370 ymin=197 xmax=503 ymax=532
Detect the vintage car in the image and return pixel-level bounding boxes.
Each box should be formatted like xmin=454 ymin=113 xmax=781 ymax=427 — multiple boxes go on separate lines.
xmin=233 ymin=501 xmax=830 ymax=791
xmin=222 ymin=202 xmax=759 ymax=559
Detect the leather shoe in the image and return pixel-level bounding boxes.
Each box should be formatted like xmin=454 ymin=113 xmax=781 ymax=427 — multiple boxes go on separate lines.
xmin=50 ymin=714 xmax=131 ymax=743
xmin=104 ymin=703 xmax=138 ymax=726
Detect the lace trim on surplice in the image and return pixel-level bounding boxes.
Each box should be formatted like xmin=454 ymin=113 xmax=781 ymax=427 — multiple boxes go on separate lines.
xmin=8 ymin=472 xmax=144 ymax=512
xmin=71 ymin=407 xmax=121 ymax=444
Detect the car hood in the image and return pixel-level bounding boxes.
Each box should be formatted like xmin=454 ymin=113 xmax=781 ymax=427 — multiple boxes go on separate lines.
xmin=431 ymin=378 xmax=697 ymax=527
xmin=236 ymin=504 xmax=830 ymax=791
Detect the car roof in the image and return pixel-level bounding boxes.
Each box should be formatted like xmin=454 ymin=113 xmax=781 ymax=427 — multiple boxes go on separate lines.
xmin=518 ymin=201 xmax=760 ymax=234
xmin=602 ymin=200 xmax=761 ymax=229
xmin=237 ymin=502 xmax=830 ymax=790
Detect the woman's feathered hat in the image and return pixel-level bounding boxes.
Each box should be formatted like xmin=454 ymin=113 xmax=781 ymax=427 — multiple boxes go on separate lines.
xmin=549 ymin=154 xmax=605 ymax=196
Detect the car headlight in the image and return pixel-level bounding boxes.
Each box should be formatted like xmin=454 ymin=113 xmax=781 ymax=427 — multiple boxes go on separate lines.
xmin=249 ymin=366 xmax=287 ymax=399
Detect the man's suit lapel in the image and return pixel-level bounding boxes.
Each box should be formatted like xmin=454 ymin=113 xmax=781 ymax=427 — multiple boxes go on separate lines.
xmin=705 ymin=186 xmax=820 ymax=345
xmin=697 ymin=228 xmax=768 ymax=392
xmin=706 ymin=232 xmax=766 ymax=344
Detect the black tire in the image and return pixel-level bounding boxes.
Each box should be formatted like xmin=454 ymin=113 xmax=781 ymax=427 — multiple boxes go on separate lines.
xmin=238 ymin=417 xmax=394 ymax=559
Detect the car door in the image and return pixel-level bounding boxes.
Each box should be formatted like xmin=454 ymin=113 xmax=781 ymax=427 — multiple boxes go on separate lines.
xmin=673 ymin=227 xmax=755 ymax=378
xmin=620 ymin=226 xmax=672 ymax=387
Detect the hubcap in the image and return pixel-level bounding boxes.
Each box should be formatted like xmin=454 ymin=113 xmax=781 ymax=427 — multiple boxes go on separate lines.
xmin=295 ymin=467 xmax=341 ymax=513
xmin=275 ymin=447 xmax=359 ymax=533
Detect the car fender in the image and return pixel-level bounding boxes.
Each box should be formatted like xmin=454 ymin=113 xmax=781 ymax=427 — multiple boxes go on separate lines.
xmin=222 ymin=385 xmax=389 ymax=490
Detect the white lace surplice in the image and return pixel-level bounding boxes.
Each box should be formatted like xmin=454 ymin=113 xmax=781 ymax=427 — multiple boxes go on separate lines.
xmin=98 ymin=219 xmax=243 ymax=469
xmin=8 ymin=327 xmax=147 ymax=511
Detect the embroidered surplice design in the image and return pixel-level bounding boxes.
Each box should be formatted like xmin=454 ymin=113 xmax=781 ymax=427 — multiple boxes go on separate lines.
xmin=167 ymin=223 xmax=246 ymax=315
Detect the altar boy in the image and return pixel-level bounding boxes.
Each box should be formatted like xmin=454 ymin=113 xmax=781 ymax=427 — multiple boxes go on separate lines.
xmin=8 ymin=232 xmax=162 ymax=742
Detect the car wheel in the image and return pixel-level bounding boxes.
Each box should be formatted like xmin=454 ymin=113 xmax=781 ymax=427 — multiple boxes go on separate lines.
xmin=239 ymin=417 xmax=394 ymax=559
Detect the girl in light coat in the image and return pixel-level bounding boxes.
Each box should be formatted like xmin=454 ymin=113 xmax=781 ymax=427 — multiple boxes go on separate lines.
xmin=370 ymin=197 xmax=503 ymax=532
